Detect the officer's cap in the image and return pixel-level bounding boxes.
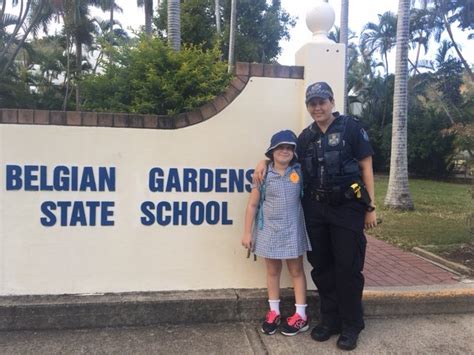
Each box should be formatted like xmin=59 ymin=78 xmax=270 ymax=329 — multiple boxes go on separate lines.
xmin=305 ymin=82 xmax=334 ymax=104
xmin=265 ymin=130 xmax=298 ymax=158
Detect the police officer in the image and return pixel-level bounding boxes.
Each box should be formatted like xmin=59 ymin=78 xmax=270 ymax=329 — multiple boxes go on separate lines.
xmin=298 ymin=82 xmax=377 ymax=351
xmin=254 ymin=81 xmax=377 ymax=351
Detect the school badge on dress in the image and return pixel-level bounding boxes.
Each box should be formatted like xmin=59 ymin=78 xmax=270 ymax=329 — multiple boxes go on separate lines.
xmin=328 ymin=133 xmax=341 ymax=146
xmin=289 ymin=171 xmax=300 ymax=184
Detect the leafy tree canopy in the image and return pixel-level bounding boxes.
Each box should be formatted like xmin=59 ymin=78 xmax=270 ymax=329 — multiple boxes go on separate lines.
xmin=81 ymin=36 xmax=232 ymax=115
xmin=156 ymin=0 xmax=296 ymax=63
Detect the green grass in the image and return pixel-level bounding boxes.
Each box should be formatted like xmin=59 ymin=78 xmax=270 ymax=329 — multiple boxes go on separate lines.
xmin=371 ymin=176 xmax=473 ymax=250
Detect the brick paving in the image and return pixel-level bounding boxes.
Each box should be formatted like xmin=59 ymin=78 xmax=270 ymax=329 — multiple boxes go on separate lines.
xmin=364 ymin=236 xmax=458 ymax=287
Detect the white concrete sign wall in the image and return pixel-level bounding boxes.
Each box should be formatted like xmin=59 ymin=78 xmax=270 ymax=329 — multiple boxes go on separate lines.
xmin=0 ymin=78 xmax=309 ymax=295
xmin=0 ymin=1 xmax=344 ymax=296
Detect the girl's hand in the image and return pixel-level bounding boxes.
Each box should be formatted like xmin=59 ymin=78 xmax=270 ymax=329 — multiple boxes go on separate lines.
xmin=252 ymin=160 xmax=268 ymax=186
xmin=241 ymin=233 xmax=252 ymax=250
xmin=364 ymin=210 xmax=377 ymax=230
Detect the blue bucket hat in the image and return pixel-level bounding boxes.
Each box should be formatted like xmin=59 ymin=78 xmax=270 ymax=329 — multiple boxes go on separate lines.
xmin=305 ymin=81 xmax=334 ymax=104
xmin=265 ymin=130 xmax=298 ymax=158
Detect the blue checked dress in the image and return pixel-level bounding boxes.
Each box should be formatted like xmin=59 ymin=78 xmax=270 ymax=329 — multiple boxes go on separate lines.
xmin=253 ymin=163 xmax=311 ymax=259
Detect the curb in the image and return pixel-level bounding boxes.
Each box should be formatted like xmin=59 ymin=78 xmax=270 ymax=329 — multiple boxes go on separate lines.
xmin=1 ymin=286 xmax=473 ymax=331
xmin=412 ymin=247 xmax=473 ymax=276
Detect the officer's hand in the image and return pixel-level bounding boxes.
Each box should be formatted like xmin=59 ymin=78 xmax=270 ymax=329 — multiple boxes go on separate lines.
xmin=252 ymin=160 xmax=268 ymax=186
xmin=364 ymin=210 xmax=377 ymax=230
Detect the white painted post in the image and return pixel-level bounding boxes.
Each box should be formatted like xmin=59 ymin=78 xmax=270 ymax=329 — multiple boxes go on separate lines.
xmin=295 ymin=1 xmax=346 ymax=126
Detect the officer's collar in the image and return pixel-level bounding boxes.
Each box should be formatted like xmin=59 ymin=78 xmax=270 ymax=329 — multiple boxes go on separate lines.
xmin=309 ymin=112 xmax=342 ymax=133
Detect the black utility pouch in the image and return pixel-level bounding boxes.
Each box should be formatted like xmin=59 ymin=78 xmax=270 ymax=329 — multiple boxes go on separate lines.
xmin=324 ymin=151 xmax=341 ymax=175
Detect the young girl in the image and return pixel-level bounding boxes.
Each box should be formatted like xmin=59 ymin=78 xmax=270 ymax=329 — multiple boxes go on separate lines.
xmin=242 ymin=130 xmax=312 ymax=336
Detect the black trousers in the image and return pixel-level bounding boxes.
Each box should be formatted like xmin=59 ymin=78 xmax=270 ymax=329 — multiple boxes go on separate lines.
xmin=303 ymin=197 xmax=367 ymax=332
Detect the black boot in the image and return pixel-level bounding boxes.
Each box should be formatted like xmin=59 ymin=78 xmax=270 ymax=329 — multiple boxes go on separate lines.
xmin=310 ymin=323 xmax=341 ymax=342
xmin=336 ymin=331 xmax=359 ymax=351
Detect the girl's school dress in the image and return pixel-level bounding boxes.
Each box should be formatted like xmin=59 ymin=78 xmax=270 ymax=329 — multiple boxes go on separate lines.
xmin=253 ymin=162 xmax=311 ymax=259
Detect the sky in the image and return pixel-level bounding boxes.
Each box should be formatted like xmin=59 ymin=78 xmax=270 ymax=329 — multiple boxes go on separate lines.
xmin=106 ymin=0 xmax=472 ymax=72
xmin=109 ymin=0 xmax=400 ymax=65
xmin=4 ymin=0 xmax=473 ymax=71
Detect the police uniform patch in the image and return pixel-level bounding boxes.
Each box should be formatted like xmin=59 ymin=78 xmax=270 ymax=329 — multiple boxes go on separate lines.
xmin=360 ymin=128 xmax=369 ymax=142
xmin=328 ymin=133 xmax=341 ymax=146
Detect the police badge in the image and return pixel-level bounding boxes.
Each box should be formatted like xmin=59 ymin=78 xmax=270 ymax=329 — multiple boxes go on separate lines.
xmin=360 ymin=128 xmax=370 ymax=142
xmin=328 ymin=133 xmax=341 ymax=146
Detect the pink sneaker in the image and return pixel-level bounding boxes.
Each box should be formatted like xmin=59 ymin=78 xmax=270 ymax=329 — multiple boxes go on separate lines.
xmin=281 ymin=313 xmax=309 ymax=336
xmin=261 ymin=310 xmax=281 ymax=335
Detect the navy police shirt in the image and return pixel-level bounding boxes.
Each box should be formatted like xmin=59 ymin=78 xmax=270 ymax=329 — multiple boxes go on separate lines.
xmin=297 ymin=112 xmax=374 ymax=188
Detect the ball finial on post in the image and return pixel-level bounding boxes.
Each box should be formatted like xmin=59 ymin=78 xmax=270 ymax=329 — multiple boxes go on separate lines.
xmin=305 ymin=1 xmax=336 ymax=43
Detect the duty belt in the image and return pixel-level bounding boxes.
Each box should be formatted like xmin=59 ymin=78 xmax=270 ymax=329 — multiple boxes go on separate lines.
xmin=308 ymin=187 xmax=342 ymax=204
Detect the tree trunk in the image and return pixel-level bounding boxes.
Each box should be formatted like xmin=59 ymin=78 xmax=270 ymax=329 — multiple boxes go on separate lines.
xmin=215 ymin=0 xmax=221 ymax=36
xmin=1 ymin=0 xmax=28 ymax=60
xmin=227 ymin=0 xmax=237 ymax=73
xmin=442 ymin=14 xmax=474 ymax=81
xmin=168 ymin=0 xmax=181 ymax=51
xmin=340 ymin=0 xmax=349 ymax=114
xmin=75 ymin=37 xmax=82 ymax=111
xmin=2 ymin=0 xmax=45 ymax=75
xmin=0 ymin=0 xmax=7 ymax=24
xmin=110 ymin=0 xmax=114 ymax=27
xmin=384 ymin=0 xmax=414 ymax=210
xmin=63 ymin=35 xmax=71 ymax=111
xmin=145 ymin=0 xmax=153 ymax=36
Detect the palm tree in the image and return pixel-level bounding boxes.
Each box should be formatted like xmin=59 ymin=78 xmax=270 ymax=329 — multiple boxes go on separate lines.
xmin=434 ymin=0 xmax=473 ymax=80
xmin=340 ymin=0 xmax=349 ymax=113
xmin=167 ymin=0 xmax=180 ymax=51
xmin=227 ymin=0 xmax=236 ymax=73
xmin=1 ymin=0 xmax=47 ymax=75
xmin=409 ymin=5 xmax=443 ymax=73
xmin=360 ymin=11 xmax=397 ymax=132
xmin=360 ymin=11 xmax=397 ymax=77
xmin=89 ymin=16 xmax=128 ymax=73
xmin=215 ymin=0 xmax=221 ymax=36
xmin=137 ymin=0 xmax=153 ymax=36
xmin=384 ymin=0 xmax=414 ymax=210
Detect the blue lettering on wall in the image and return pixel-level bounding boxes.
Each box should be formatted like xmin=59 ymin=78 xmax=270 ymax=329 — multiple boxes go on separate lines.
xmin=40 ymin=166 xmax=53 ymax=191
xmin=39 ymin=201 xmax=115 ymax=227
xmin=245 ymin=169 xmax=254 ymax=193
xmin=6 ymin=165 xmax=255 ymax=228
xmin=199 ymin=169 xmax=213 ymax=192
xmin=140 ymin=200 xmax=233 ymax=226
xmin=6 ymin=165 xmax=22 ymax=190
xmin=141 ymin=201 xmax=155 ymax=226
xmin=5 ymin=165 xmax=116 ymax=192
xmin=40 ymin=201 xmax=57 ymax=226
xmin=214 ymin=169 xmax=226 ymax=193
xmin=100 ymin=201 xmax=115 ymax=226
xmin=173 ymin=201 xmax=188 ymax=225
xmin=182 ymin=168 xmax=198 ymax=192
xmin=149 ymin=167 xmax=164 ymax=192
xmin=147 ymin=167 xmax=253 ymax=194
xmin=157 ymin=202 xmax=172 ymax=226
xmin=24 ymin=165 xmax=39 ymax=191
xmin=189 ymin=201 xmax=205 ymax=224
xmin=166 ymin=168 xmax=182 ymax=192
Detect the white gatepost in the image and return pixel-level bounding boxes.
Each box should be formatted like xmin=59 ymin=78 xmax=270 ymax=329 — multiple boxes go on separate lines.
xmin=295 ymin=1 xmax=346 ymax=126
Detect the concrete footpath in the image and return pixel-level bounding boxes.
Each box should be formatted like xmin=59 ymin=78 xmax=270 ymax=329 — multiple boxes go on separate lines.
xmin=1 ymin=314 xmax=473 ymax=354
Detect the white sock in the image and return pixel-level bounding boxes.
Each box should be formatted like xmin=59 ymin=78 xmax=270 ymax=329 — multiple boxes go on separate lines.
xmin=295 ymin=304 xmax=307 ymax=320
xmin=268 ymin=299 xmax=280 ymax=315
